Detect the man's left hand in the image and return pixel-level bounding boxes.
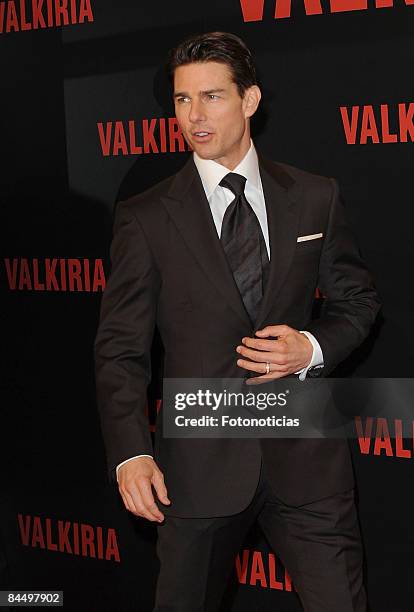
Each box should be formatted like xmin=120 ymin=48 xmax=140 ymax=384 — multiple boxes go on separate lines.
xmin=236 ymin=324 xmax=313 ymax=385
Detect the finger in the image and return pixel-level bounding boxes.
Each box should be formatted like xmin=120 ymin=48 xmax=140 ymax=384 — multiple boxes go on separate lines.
xmin=245 ymin=371 xmax=289 ymax=385
xmin=238 ymin=345 xmax=289 ymax=366
xmin=237 ymin=358 xmax=266 ymax=373
xmin=254 ymin=325 xmax=290 ymax=337
xmin=138 ymin=477 xmax=165 ymax=522
xmin=237 ymin=358 xmax=288 ymax=374
xmin=123 ymin=480 xmax=161 ymax=522
xmin=152 ymin=471 xmax=171 ymax=505
xmin=121 ymin=486 xmax=140 ymax=516
xmin=131 ymin=486 xmax=164 ymax=522
xmin=237 ymin=345 xmax=271 ymax=362
xmin=134 ymin=500 xmax=163 ymax=522
xmin=241 ymin=337 xmax=281 ymax=351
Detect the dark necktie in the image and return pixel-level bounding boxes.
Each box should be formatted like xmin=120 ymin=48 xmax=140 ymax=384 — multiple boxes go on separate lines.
xmin=219 ymin=172 xmax=270 ymax=325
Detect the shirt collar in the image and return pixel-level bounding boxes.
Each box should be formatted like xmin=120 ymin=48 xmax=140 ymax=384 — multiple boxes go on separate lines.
xmin=193 ymin=139 xmax=260 ymax=198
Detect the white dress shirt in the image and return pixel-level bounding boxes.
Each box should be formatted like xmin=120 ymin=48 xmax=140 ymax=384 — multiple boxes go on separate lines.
xmin=115 ymin=140 xmax=324 ymax=480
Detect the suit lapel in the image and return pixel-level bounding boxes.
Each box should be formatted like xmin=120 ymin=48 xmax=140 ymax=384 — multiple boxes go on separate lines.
xmin=254 ymin=153 xmax=303 ymax=330
xmin=161 ymin=157 xmax=252 ymax=328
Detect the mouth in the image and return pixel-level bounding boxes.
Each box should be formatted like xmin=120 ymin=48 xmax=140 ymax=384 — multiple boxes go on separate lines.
xmin=191 ymin=131 xmax=214 ymax=143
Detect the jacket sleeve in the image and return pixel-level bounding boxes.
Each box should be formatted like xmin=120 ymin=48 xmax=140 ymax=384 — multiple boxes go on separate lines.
xmin=305 ymin=178 xmax=381 ymax=376
xmin=94 ymin=200 xmax=160 ymax=484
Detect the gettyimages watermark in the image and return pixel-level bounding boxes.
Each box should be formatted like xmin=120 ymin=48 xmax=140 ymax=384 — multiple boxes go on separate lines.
xmin=173 ymin=386 xmax=299 ymax=430
xmin=162 ymin=378 xmax=414 ymax=439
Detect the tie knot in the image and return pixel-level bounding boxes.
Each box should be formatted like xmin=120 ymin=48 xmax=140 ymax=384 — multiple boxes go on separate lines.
xmin=219 ymin=172 xmax=247 ymax=197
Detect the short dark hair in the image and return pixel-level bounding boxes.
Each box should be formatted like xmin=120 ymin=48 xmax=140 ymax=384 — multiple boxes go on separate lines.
xmin=166 ymin=31 xmax=257 ymax=98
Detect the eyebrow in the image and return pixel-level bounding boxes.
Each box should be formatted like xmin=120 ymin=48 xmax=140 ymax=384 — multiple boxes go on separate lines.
xmin=173 ymin=88 xmax=226 ymax=98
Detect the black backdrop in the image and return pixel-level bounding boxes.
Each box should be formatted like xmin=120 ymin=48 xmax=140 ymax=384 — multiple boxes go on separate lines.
xmin=1 ymin=1 xmax=414 ymax=610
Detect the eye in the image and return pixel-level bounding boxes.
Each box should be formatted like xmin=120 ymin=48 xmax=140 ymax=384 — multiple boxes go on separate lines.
xmin=176 ymin=96 xmax=190 ymax=104
xmin=207 ymin=94 xmax=219 ymax=100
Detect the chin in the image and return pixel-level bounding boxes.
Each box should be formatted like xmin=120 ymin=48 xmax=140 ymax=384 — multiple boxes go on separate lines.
xmin=196 ymin=150 xmax=214 ymax=159
xmin=194 ymin=147 xmax=217 ymax=160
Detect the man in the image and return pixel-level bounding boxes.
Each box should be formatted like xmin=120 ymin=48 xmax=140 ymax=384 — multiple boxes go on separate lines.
xmin=94 ymin=31 xmax=380 ymax=612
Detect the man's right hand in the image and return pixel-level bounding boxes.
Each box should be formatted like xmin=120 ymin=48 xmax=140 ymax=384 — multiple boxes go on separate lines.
xmin=117 ymin=457 xmax=171 ymax=522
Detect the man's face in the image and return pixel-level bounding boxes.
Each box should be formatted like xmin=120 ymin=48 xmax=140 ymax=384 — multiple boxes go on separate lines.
xmin=173 ymin=61 xmax=260 ymax=169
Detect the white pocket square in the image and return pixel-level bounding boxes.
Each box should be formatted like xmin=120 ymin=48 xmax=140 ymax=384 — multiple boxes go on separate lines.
xmin=297 ymin=233 xmax=323 ymax=243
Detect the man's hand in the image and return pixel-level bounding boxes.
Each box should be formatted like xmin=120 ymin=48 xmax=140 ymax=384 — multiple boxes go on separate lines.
xmin=117 ymin=456 xmax=171 ymax=522
xmin=236 ymin=324 xmax=313 ymax=385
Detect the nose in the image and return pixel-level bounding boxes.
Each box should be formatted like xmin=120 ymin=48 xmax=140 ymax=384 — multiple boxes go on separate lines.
xmin=188 ymin=98 xmax=206 ymax=124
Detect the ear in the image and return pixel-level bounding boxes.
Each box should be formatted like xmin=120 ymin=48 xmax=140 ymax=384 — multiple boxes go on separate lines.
xmin=243 ymin=85 xmax=261 ymax=119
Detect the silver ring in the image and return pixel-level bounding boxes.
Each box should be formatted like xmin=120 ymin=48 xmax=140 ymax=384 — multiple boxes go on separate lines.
xmin=265 ymin=361 xmax=270 ymax=374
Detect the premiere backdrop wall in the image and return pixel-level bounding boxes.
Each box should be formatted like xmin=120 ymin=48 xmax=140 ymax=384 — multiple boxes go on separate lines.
xmin=1 ymin=1 xmax=414 ymax=611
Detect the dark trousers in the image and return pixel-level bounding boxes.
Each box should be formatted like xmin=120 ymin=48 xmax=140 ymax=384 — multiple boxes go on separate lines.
xmin=153 ymin=460 xmax=367 ymax=612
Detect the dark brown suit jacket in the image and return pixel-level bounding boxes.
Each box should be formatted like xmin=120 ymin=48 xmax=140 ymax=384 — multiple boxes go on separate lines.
xmin=94 ymin=151 xmax=380 ymax=517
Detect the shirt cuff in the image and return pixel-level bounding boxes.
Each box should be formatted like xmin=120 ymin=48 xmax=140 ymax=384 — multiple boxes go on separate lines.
xmin=115 ymin=455 xmax=153 ymax=482
xmin=294 ymin=331 xmax=324 ymax=381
